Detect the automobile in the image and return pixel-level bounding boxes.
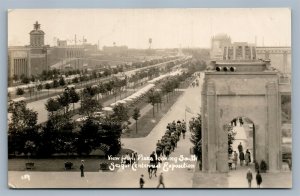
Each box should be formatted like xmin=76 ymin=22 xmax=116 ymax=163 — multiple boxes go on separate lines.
xmin=93 ymin=111 xmax=105 ymax=118
xmin=75 ymin=116 xmax=88 ymax=122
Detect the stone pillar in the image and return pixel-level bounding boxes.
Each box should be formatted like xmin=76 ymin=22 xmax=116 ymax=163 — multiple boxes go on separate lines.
xmin=28 ymin=51 xmax=31 ymax=77
xmin=216 ymin=108 xmax=229 ymax=172
xmin=226 ymin=46 xmax=229 ymax=60
xmin=233 ymin=46 xmax=236 ymax=60
xmin=201 ymin=81 xmax=208 ymax=171
xmin=242 ymin=45 xmax=245 ymax=59
xmin=266 ymin=82 xmax=280 ymax=171
xmin=207 ymin=81 xmax=217 ymax=172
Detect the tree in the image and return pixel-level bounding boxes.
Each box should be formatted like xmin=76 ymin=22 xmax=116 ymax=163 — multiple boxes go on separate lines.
xmin=99 ymin=120 xmax=122 ymax=156
xmin=72 ymin=77 xmax=79 ymax=83
xmin=36 ymin=84 xmax=43 ymax=99
xmin=98 ymin=83 xmax=107 ymax=97
xmin=76 ymin=118 xmax=99 ymax=155
xmin=189 ymin=114 xmax=202 ymax=168
xmin=132 ymin=107 xmax=141 ymax=134
xmin=8 ymin=101 xmax=38 ymax=156
xmin=147 ymin=89 xmax=156 ymax=117
xmin=52 ymin=79 xmax=59 ymax=88
xmin=69 ymin=88 xmax=80 ymax=111
xmin=80 ymin=96 xmax=102 ymax=117
xmin=59 ymin=77 xmax=66 ymax=86
xmin=37 ymin=84 xmax=43 ymax=91
xmin=16 ymin=88 xmax=24 ymax=96
xmin=226 ymin=124 xmax=236 ymax=155
xmin=8 ymin=101 xmax=38 ymax=131
xmin=57 ymin=89 xmax=72 ymax=114
xmin=112 ymin=103 xmax=129 ymax=123
xmin=28 ymin=87 xmax=34 ymax=98
xmin=45 ymin=83 xmax=51 ymax=95
xmin=30 ymin=75 xmax=36 ymax=82
xmin=21 ymin=77 xmax=30 ymax=84
xmin=45 ymin=98 xmax=62 ymax=116
xmin=13 ymin=74 xmax=19 ymax=81
xmin=154 ymin=91 xmax=162 ymax=111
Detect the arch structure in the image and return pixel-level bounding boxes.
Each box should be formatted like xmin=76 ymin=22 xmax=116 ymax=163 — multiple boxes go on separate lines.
xmin=202 ymin=60 xmax=282 ymax=172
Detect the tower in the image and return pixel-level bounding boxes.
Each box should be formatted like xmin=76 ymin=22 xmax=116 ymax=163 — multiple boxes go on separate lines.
xmin=29 ymin=21 xmax=45 ymax=47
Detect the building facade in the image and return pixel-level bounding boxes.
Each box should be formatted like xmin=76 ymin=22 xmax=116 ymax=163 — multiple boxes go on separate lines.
xmin=8 ymin=21 xmax=50 ymax=80
xmin=210 ymin=34 xmax=232 ymax=60
xmin=256 ymin=46 xmax=291 ymax=75
xmin=222 ymin=42 xmax=257 ymax=60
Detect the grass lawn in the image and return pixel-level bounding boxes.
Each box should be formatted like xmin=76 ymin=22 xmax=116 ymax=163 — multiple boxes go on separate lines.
xmin=122 ymin=91 xmax=183 ymax=138
xmin=8 ymin=148 xmax=133 ymax=172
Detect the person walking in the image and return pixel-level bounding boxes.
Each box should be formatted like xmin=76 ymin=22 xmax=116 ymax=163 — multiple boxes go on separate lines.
xmin=238 ymin=142 xmax=243 ymax=153
xmin=245 ymin=149 xmax=251 ymax=166
xmin=139 ymin=174 xmax=145 ymax=188
xmin=233 ymin=151 xmax=238 ymax=169
xmin=256 ymin=171 xmax=263 ymax=188
xmin=239 ymin=151 xmax=245 ymax=166
xmin=80 ymin=160 xmax=85 ymax=177
xmin=157 ymin=172 xmax=165 ymax=188
xmin=246 ymin=168 xmax=253 ymax=188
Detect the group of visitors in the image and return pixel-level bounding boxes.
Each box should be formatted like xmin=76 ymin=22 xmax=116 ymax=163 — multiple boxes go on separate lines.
xmin=237 ymin=142 xmax=252 ymax=166
xmin=246 ymin=168 xmax=263 ymax=188
xmin=155 ymin=120 xmax=186 ymax=158
xmin=230 ymin=142 xmax=252 ymax=169
xmin=122 ymin=152 xmax=138 ymax=165
xmin=228 ymin=142 xmax=263 ymax=188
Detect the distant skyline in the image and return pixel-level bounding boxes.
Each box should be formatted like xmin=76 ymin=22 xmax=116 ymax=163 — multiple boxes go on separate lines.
xmin=8 ymin=8 xmax=291 ymax=49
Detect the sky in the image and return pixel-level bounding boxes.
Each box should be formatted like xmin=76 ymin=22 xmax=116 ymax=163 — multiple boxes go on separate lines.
xmin=8 ymin=8 xmax=291 ymax=49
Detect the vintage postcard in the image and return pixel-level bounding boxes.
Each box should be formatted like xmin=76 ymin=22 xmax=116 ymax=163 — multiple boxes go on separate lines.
xmin=7 ymin=8 xmax=291 ymax=188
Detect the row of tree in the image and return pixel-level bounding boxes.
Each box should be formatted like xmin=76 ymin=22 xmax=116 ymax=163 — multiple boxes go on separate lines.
xmin=8 ymin=99 xmax=122 ymax=157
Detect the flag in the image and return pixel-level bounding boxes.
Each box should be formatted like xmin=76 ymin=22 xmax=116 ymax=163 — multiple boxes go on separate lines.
xmin=185 ymin=105 xmax=193 ymax=114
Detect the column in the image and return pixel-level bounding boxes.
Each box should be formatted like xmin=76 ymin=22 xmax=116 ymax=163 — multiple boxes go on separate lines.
xmin=233 ymin=46 xmax=236 ymax=60
xmin=207 ymin=81 xmax=217 ymax=172
xmin=266 ymin=82 xmax=280 ymax=172
xmin=201 ymin=81 xmax=208 ymax=171
xmin=242 ymin=46 xmax=245 ymax=59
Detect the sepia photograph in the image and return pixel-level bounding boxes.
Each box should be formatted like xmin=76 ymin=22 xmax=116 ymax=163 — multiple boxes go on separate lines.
xmin=7 ymin=8 xmax=292 ymax=188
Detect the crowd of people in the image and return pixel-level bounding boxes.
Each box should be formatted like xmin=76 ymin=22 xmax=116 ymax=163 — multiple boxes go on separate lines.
xmin=155 ymin=120 xmax=187 ymax=159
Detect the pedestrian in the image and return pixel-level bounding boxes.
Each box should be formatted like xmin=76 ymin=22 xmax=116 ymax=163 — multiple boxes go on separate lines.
xmin=80 ymin=160 xmax=85 ymax=177
xmin=256 ymin=171 xmax=263 ymax=188
xmin=181 ymin=126 xmax=186 ymax=139
xmin=245 ymin=149 xmax=251 ymax=166
xmin=238 ymin=142 xmax=243 ymax=153
xmin=157 ymin=172 xmax=165 ymax=188
xmin=246 ymin=168 xmax=253 ymax=188
xmin=140 ymin=174 xmax=145 ymax=188
xmin=150 ymin=151 xmax=157 ymax=165
xmin=165 ymin=146 xmax=170 ymax=158
xmin=233 ymin=151 xmax=238 ymax=169
xmin=239 ymin=151 xmax=245 ymax=166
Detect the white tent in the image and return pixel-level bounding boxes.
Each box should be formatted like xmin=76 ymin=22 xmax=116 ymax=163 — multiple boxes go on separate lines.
xmin=102 ymin=106 xmax=113 ymax=112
